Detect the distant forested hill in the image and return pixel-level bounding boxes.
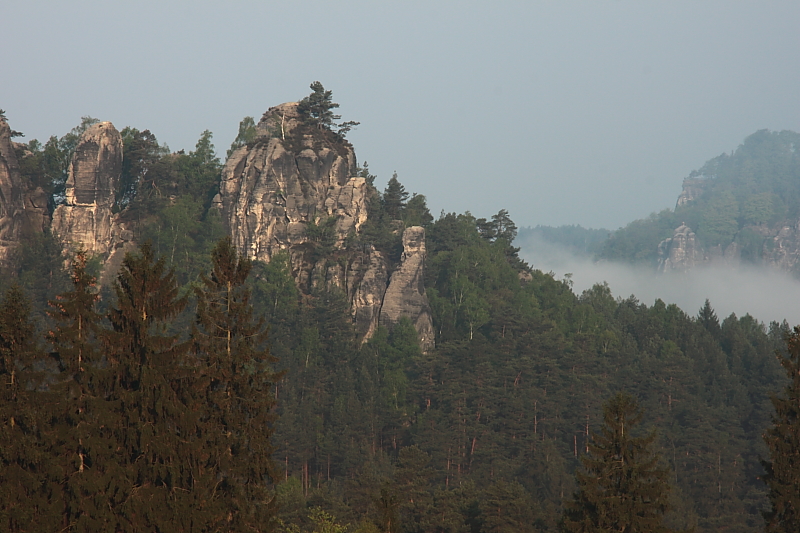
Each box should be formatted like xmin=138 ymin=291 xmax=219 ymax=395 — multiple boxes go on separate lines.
xmin=596 ymin=130 xmax=800 ymax=269
xmin=517 ymin=225 xmax=610 ymax=257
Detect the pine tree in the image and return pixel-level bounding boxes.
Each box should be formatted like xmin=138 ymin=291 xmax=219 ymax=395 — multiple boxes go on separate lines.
xmin=298 ymin=81 xmax=341 ymax=130
xmin=191 ymin=237 xmax=281 ymax=531
xmin=761 ymin=326 xmax=800 ymax=532
xmin=561 ymin=392 xmax=674 ymax=533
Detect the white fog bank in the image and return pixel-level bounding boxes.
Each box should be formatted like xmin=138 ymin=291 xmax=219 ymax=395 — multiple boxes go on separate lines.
xmin=519 ymin=237 xmax=800 ymax=327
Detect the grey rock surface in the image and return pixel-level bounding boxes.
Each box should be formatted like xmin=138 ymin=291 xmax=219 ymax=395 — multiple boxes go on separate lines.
xmin=380 ymin=226 xmax=435 ymax=352
xmin=220 ymin=103 xmax=433 ymax=350
xmin=220 ymin=102 xmax=368 ymax=265
xmin=0 ymin=117 xmax=50 ymax=262
xmin=658 ymin=223 xmax=700 ymax=272
xmin=52 ymin=121 xmax=124 ymax=258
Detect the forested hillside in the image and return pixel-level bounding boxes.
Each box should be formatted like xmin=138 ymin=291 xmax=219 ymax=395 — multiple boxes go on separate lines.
xmin=596 ymin=129 xmax=800 ymax=269
xmin=0 ymin=102 xmax=795 ymax=532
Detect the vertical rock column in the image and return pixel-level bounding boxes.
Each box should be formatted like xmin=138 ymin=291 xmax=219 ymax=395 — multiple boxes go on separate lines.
xmin=379 ymin=226 xmax=435 ymax=352
xmin=52 ymin=122 xmax=123 ymax=257
xmin=0 ymin=117 xmax=25 ymax=262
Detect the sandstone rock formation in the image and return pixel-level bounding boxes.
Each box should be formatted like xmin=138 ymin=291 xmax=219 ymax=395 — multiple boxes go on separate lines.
xmin=0 ymin=117 xmax=25 ymax=261
xmin=657 ymin=223 xmax=700 ymax=272
xmin=219 ymin=102 xmax=434 ymax=350
xmin=52 ymin=122 xmax=124 ymax=258
xmin=351 ymin=249 xmax=389 ymax=341
xmin=379 ymin=227 xmax=435 ymax=352
xmin=766 ymin=221 xmax=800 ymax=272
xmin=675 ymin=178 xmax=705 ymax=208
xmin=220 ymin=103 xmax=368 ymax=269
xmin=0 ymin=117 xmax=50 ymax=262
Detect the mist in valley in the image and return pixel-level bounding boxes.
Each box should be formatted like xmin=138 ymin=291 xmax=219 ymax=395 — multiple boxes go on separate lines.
xmin=519 ymin=234 xmax=800 ymax=328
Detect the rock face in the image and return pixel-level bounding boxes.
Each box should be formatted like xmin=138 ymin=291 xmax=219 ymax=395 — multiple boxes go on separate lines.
xmin=52 ymin=122 xmax=123 ymax=257
xmin=658 ymin=223 xmax=743 ymax=272
xmin=675 ymin=178 xmax=706 ymax=208
xmin=379 ymin=227 xmax=435 ymax=352
xmin=657 ymin=224 xmax=700 ymax=272
xmin=0 ymin=117 xmax=50 ymax=262
xmin=766 ymin=222 xmax=800 ymax=272
xmin=351 ymin=249 xmax=389 ymax=341
xmin=0 ymin=117 xmax=25 ymax=261
xmin=221 ymin=103 xmax=368 ymax=267
xmin=220 ymin=102 xmax=434 ymax=350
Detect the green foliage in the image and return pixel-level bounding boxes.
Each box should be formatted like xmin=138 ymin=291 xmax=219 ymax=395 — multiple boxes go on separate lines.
xmin=383 ymin=173 xmax=409 ymax=220
xmin=0 ymin=286 xmax=61 ymax=531
xmin=356 ymin=161 xmax=377 ymax=187
xmin=761 ymin=327 xmax=800 ymax=532
xmin=299 ymin=81 xmax=341 ymax=130
xmin=190 ymin=237 xmax=282 ymax=530
xmin=596 ymin=210 xmax=678 ymax=265
xmin=404 ymin=193 xmax=433 ymax=227
xmin=117 ymin=127 xmax=169 ymax=209
xmin=598 ymin=129 xmax=800 ymax=264
xmin=561 ymin=392 xmax=674 ymax=533
xmin=2 ymin=229 xmax=71 ymax=328
xmin=298 ymin=82 xmax=359 ymax=138
xmin=228 ymin=115 xmax=257 ymax=159
xmin=517 ymin=225 xmax=610 ymax=257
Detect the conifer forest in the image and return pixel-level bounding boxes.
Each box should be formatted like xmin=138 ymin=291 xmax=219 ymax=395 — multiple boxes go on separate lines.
xmin=0 ymin=85 xmax=799 ymax=532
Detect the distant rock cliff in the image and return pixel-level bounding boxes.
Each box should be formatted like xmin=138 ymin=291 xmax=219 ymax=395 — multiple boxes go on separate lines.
xmin=219 ymin=102 xmax=434 ymax=350
xmin=220 ymin=103 xmax=368 ymax=267
xmin=657 ymin=223 xmax=699 ymax=272
xmin=0 ymin=116 xmax=50 ymax=262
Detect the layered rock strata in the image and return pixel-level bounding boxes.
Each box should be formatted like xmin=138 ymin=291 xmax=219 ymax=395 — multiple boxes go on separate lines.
xmin=52 ymin=122 xmax=124 ymax=257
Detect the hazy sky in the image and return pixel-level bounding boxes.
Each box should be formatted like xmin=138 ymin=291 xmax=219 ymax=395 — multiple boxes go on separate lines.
xmin=3 ymin=1 xmax=799 ymax=230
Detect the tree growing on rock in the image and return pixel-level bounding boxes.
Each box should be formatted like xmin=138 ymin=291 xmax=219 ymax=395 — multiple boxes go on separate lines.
xmin=298 ymin=81 xmax=359 ymax=137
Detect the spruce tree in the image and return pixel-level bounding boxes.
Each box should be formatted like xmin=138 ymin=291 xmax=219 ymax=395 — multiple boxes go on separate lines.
xmin=561 ymin=392 xmax=674 ymax=533
xmin=191 ymin=237 xmax=281 ymax=531
xmin=100 ymin=242 xmax=191 ymax=530
xmin=46 ymin=250 xmax=109 ymax=530
xmin=761 ymin=326 xmax=800 ymax=532
xmin=48 ymin=249 xmax=102 ymax=375
xmin=0 ymin=286 xmax=61 ymax=530
xmin=383 ymin=172 xmax=409 ymax=220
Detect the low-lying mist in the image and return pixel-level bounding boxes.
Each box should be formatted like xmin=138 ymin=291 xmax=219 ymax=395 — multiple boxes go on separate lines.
xmin=519 ymin=236 xmax=800 ymax=327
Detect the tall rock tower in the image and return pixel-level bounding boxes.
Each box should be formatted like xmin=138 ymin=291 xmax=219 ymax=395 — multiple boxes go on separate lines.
xmin=219 ymin=103 xmax=434 ymax=351
xmin=52 ymin=122 xmax=123 ymax=257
